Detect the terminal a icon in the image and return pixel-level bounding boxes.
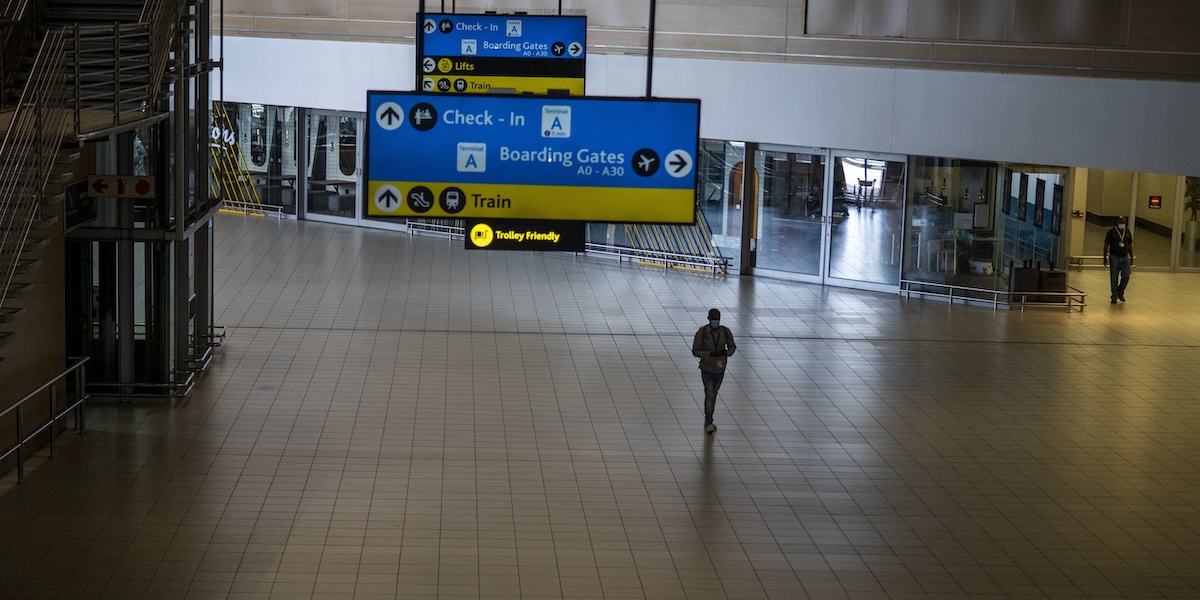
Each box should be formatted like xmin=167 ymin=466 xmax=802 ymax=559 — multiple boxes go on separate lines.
xmin=461 ymin=39 xmax=477 ymax=55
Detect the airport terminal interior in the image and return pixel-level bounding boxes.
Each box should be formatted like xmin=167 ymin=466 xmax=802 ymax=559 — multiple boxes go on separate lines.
xmin=2 ymin=213 xmax=1199 ymax=599
xmin=5 ymin=1 xmax=1200 ymax=599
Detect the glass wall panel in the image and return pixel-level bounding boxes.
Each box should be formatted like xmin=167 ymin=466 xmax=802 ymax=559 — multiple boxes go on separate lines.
xmin=755 ymin=149 xmax=824 ymax=276
xmin=828 ymin=154 xmax=904 ymax=285
xmin=306 ymin=113 xmax=360 ymax=218
xmin=1184 ymin=177 xmax=1200 ymax=268
xmin=230 ymin=103 xmax=298 ymax=215
xmin=1131 ymin=172 xmax=1178 ymax=269
xmin=696 ymin=140 xmax=746 ymax=262
xmin=906 ymin=157 xmax=1001 ymax=288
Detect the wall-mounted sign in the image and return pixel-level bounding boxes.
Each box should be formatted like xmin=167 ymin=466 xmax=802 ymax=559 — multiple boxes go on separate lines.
xmin=1149 ymin=195 xmax=1162 ymax=209
xmin=87 ymin=175 xmax=155 ymax=199
xmin=365 ymin=92 xmax=700 ymax=224
xmin=465 ymin=219 xmax=585 ymax=251
xmin=418 ymin=13 xmax=586 ymax=95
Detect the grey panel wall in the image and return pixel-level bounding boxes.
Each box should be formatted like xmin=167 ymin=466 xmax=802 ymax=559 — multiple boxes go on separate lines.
xmin=807 ymin=0 xmax=1131 ymax=47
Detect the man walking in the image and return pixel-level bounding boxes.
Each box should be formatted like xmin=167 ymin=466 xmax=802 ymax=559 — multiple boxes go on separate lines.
xmin=692 ymin=308 xmax=736 ymax=433
xmin=1103 ymin=216 xmax=1135 ymax=303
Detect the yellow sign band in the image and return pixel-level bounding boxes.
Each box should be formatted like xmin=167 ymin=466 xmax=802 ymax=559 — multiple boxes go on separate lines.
xmin=423 ymin=74 xmax=584 ymax=95
xmin=368 ymin=181 xmax=695 ymax=224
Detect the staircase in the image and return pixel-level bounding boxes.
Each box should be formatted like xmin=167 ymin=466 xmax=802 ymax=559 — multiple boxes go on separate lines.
xmin=0 ymin=0 xmax=185 ymax=369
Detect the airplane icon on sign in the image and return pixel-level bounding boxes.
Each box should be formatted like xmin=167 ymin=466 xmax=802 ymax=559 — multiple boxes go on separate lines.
xmin=632 ymin=149 xmax=660 ymax=177
xmin=637 ymin=154 xmax=656 ymax=172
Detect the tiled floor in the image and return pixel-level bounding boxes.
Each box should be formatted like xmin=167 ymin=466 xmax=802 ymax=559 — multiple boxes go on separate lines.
xmin=3 ymin=213 xmax=1200 ymax=599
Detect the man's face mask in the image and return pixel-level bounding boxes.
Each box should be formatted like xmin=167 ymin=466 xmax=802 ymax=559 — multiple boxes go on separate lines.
xmin=710 ymin=320 xmax=720 ymax=329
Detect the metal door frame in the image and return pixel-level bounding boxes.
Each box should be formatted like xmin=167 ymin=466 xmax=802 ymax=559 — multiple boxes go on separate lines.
xmin=750 ymin=144 xmax=907 ymax=293
xmin=303 ymin=109 xmax=363 ymax=226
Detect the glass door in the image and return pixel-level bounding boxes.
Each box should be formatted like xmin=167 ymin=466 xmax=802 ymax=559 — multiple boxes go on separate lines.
xmin=305 ymin=111 xmax=361 ymax=224
xmin=753 ymin=146 xmax=906 ymax=291
xmin=755 ymin=147 xmax=826 ymax=280
xmin=826 ymin=153 xmax=906 ymax=289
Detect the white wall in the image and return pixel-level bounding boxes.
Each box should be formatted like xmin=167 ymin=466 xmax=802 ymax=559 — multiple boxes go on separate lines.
xmin=215 ymin=36 xmax=1200 ymax=176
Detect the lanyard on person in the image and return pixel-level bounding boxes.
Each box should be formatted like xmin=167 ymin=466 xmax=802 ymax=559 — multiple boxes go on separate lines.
xmin=709 ymin=327 xmax=721 ymax=349
xmin=1115 ymin=227 xmax=1127 ymax=247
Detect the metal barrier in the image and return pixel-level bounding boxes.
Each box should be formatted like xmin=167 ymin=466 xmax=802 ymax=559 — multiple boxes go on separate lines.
xmin=221 ymin=199 xmax=283 ymax=218
xmin=901 ymin=279 xmax=1087 ymax=312
xmin=586 ymin=242 xmax=729 ymax=275
xmin=406 ymin=220 xmax=464 ymax=238
xmin=404 ymin=220 xmax=730 ymax=274
xmin=0 ymin=356 xmax=90 ymax=483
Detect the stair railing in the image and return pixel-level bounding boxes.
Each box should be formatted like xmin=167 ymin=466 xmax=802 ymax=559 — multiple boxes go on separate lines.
xmin=66 ymin=22 xmax=153 ymax=136
xmin=1 ymin=0 xmax=34 ymax=112
xmin=0 ymin=28 xmax=68 ymax=311
xmin=141 ymin=0 xmax=187 ymax=107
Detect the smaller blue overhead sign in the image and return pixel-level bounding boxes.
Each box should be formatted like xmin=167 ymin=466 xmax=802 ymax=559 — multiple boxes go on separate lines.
xmin=366 ymin=92 xmax=700 ymax=224
xmin=421 ymin=13 xmax=586 ymax=60
xmin=418 ymin=13 xmax=587 ymax=95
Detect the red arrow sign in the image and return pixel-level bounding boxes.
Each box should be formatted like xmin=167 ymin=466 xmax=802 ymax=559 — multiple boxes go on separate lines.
xmin=88 ymin=175 xmax=155 ymax=199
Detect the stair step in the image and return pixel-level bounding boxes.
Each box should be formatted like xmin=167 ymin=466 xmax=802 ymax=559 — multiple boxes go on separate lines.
xmin=0 ymin=214 xmax=58 ymax=231
xmin=4 ymin=283 xmax=32 ymax=300
xmin=0 ymin=331 xmax=11 ymax=348
xmin=43 ymin=190 xmax=67 ymax=205
xmin=0 ymin=307 xmax=24 ymax=324
xmin=23 ymin=237 xmax=51 ymax=252
xmin=14 ymin=259 xmax=42 ymax=274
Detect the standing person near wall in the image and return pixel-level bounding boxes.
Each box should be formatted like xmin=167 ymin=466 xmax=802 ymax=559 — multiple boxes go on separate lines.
xmin=692 ymin=308 xmax=737 ymax=433
xmin=1103 ymin=216 xmax=1135 ymax=303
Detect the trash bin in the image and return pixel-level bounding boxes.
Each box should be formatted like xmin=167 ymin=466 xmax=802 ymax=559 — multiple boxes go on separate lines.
xmin=1038 ymin=269 xmax=1068 ymax=303
xmin=1008 ymin=266 xmax=1040 ymax=303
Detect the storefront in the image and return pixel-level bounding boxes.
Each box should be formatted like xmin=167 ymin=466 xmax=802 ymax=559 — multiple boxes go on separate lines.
xmin=218 ymin=101 xmax=1200 ymax=295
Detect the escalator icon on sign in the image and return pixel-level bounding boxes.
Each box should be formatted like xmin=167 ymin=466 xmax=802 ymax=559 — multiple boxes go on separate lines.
xmin=407 ymin=186 xmax=434 ymax=213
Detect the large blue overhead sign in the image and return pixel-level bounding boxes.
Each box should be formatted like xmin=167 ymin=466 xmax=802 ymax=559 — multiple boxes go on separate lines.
xmin=366 ymin=92 xmax=700 ymax=224
xmin=418 ymin=13 xmax=586 ymax=95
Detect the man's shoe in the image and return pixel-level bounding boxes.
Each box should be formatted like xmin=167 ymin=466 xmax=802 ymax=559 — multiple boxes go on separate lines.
xmin=1111 ymin=298 xmax=1117 ymax=303
xmin=705 ymin=423 xmax=717 ymax=433
xmin=1119 ymin=295 xmax=1125 ymax=302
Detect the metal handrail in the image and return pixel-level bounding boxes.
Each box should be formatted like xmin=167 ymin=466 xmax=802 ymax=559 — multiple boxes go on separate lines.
xmin=0 ymin=28 xmax=69 ymax=312
xmin=900 ymin=279 xmax=1088 ymax=312
xmin=0 ymin=356 xmax=90 ymax=483
xmin=0 ymin=0 xmax=33 ymax=112
xmin=67 ymin=22 xmax=153 ymax=135
xmin=141 ymin=0 xmax=187 ymax=107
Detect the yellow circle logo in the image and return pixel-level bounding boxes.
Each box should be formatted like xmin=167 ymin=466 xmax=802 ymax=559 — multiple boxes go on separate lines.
xmin=438 ymin=58 xmax=453 ymax=73
xmin=469 ymin=223 xmax=494 ymax=248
